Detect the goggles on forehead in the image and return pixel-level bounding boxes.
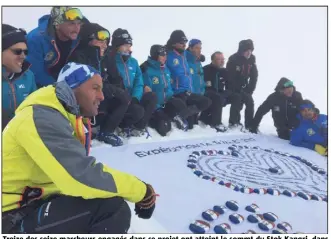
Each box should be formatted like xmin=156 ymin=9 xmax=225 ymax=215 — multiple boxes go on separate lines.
xmin=283 ymin=80 xmax=294 ymax=88
xmin=63 ymin=8 xmax=83 ymax=21
xmin=90 ymin=30 xmax=110 ymax=41
xmin=157 ymin=47 xmax=167 ymax=56
xmin=114 ymin=33 xmax=132 ymax=39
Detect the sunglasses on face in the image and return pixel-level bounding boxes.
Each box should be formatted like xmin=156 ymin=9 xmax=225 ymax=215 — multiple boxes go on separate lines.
xmin=10 ymin=48 xmax=28 ymax=56
xmin=90 ymin=30 xmax=110 ymax=41
xmin=63 ymin=8 xmax=83 ymax=21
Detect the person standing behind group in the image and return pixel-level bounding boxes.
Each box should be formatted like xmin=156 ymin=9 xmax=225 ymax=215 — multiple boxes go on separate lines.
xmin=69 ymin=22 xmax=130 ymax=146
xmin=165 ymin=30 xmax=210 ymax=130
xmin=2 ymin=24 xmax=37 ymax=130
xmin=27 ymin=7 xmax=86 ymax=88
xmin=226 ymin=39 xmax=258 ymax=132
xmin=106 ymin=28 xmax=157 ymax=137
xmin=186 ymin=39 xmax=227 ymax=132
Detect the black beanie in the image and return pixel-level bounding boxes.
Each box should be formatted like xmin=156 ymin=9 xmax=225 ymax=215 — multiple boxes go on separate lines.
xmin=79 ymin=22 xmax=110 ymax=47
xmin=238 ymin=39 xmax=254 ymax=53
xmin=2 ymin=24 xmax=27 ymax=52
xmin=111 ymin=28 xmax=132 ymax=48
xmin=169 ymin=30 xmax=188 ymax=45
xmin=150 ymin=44 xmax=166 ymax=60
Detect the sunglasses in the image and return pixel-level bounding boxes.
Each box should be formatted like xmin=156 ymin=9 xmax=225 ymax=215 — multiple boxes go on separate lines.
xmin=63 ymin=8 xmax=83 ymax=21
xmin=283 ymin=80 xmax=294 ymax=88
xmin=10 ymin=48 xmax=28 ymax=56
xmin=90 ymin=30 xmax=110 ymax=41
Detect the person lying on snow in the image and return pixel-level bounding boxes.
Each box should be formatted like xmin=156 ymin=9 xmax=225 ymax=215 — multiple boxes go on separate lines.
xmin=141 ymin=44 xmax=201 ymax=136
xmin=2 ymin=62 xmax=157 ymax=234
xmin=290 ymin=100 xmax=327 ymax=156
xmin=186 ymin=39 xmax=228 ymax=132
xmin=2 ymin=24 xmax=37 ymax=130
xmin=106 ymin=28 xmax=157 ymax=138
xmin=165 ymin=30 xmax=211 ymax=130
xmin=68 ymin=22 xmax=130 ymax=146
xmin=250 ymin=77 xmax=303 ymax=140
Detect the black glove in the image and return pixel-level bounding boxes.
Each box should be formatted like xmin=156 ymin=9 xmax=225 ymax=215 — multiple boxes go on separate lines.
xmin=113 ymin=87 xmax=131 ymax=104
xmin=135 ymin=184 xmax=157 ymax=219
xmin=131 ymin=97 xmax=140 ymax=104
xmin=199 ymin=54 xmax=206 ymax=62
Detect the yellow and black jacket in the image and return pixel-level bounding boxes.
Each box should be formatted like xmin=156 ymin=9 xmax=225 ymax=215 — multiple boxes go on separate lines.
xmin=2 ymin=82 xmax=146 ymax=212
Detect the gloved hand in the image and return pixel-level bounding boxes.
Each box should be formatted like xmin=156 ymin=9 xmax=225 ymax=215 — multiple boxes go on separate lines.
xmin=135 ymin=183 xmax=158 ymax=219
xmin=131 ymin=97 xmax=140 ymax=104
xmin=113 ymin=87 xmax=131 ymax=104
xmin=199 ymin=54 xmax=205 ymax=63
xmin=315 ymin=144 xmax=327 ymax=156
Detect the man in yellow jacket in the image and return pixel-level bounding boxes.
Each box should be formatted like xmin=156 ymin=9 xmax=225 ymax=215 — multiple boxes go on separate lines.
xmin=2 ymin=62 xmax=157 ymax=233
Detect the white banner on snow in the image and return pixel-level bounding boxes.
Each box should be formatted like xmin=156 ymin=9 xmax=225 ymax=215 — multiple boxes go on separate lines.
xmin=92 ymin=134 xmax=327 ymax=234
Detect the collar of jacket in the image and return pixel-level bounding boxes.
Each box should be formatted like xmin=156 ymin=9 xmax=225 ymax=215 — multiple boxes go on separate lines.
xmin=185 ymin=49 xmax=199 ymax=63
xmin=147 ymin=56 xmax=164 ymax=69
xmin=2 ymin=61 xmax=31 ymax=82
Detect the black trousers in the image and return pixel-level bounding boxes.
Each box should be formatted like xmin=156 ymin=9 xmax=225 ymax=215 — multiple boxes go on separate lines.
xmin=277 ymin=128 xmax=290 ymax=140
xmin=96 ymin=97 xmax=129 ymax=133
xmin=174 ymin=92 xmax=211 ymax=129
xmin=200 ymin=90 xmax=224 ymax=127
xmin=3 ymin=195 xmax=131 ymax=234
xmin=238 ymin=92 xmax=255 ymax=128
xmin=121 ymin=92 xmax=157 ymax=129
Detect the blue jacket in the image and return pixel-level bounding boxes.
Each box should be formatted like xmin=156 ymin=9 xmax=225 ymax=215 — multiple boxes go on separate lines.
xmin=166 ymin=49 xmax=192 ymax=95
xmin=290 ymin=114 xmax=328 ymax=150
xmin=142 ymin=57 xmax=173 ymax=109
xmin=2 ymin=62 xmax=37 ymax=119
xmin=115 ymin=53 xmax=143 ymax=101
xmin=26 ymin=15 xmax=80 ymax=87
xmin=186 ymin=50 xmax=205 ymax=95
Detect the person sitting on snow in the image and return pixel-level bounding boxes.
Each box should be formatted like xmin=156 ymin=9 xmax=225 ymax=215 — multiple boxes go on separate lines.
xmin=106 ymin=28 xmax=157 ymax=138
xmin=186 ymin=39 xmax=227 ymax=132
xmin=2 ymin=24 xmax=37 ymax=130
xmin=27 ymin=7 xmax=87 ymax=88
xmin=165 ymin=30 xmax=211 ymax=130
xmin=290 ymin=100 xmax=327 ymax=156
xmin=140 ymin=44 xmax=200 ymax=136
xmin=250 ymin=77 xmax=303 ymax=140
xmin=2 ymin=62 xmax=157 ymax=234
xmin=68 ymin=22 xmax=130 ymax=146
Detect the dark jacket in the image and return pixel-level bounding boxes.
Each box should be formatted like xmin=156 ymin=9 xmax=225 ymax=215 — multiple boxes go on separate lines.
xmin=252 ymin=78 xmax=303 ymax=131
xmin=226 ymin=44 xmax=258 ymax=94
xmin=203 ymin=63 xmax=227 ymax=93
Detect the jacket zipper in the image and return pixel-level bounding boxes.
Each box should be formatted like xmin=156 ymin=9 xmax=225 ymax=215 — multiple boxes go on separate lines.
xmin=121 ymin=57 xmax=131 ymax=87
xmin=161 ymin=67 xmax=167 ymax=102
xmin=49 ymin=40 xmax=61 ymax=68
xmin=181 ymin=54 xmax=191 ymax=92
xmin=285 ymin=99 xmax=289 ymax=121
xmin=8 ymin=80 xmax=17 ymax=111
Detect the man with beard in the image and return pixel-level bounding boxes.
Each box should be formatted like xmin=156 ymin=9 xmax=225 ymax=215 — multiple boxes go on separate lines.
xmin=27 ymin=7 xmax=86 ymax=88
xmin=2 ymin=24 xmax=37 ymax=129
xmin=165 ymin=30 xmax=211 ymax=129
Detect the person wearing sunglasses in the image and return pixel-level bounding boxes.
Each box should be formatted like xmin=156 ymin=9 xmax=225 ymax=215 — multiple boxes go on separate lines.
xmin=186 ymin=39 xmax=228 ymax=133
xmin=165 ymin=30 xmax=211 ymax=130
xmin=140 ymin=44 xmax=202 ymax=136
xmin=2 ymin=62 xmax=157 ymax=234
xmin=226 ymin=39 xmax=258 ymax=132
xmin=250 ymin=77 xmax=303 ymax=140
xmin=290 ymin=100 xmax=327 ymax=156
xmin=69 ymin=23 xmax=130 ymax=146
xmin=106 ymin=28 xmax=157 ymax=138
xmin=26 ymin=7 xmax=87 ymax=88
xmin=2 ymin=24 xmax=37 ymax=130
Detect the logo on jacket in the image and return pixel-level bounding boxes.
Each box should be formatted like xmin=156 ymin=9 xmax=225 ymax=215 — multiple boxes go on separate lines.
xmin=173 ymin=59 xmax=179 ymax=66
xmin=44 ymin=51 xmax=55 ymax=61
xmin=18 ymin=84 xmax=25 ymax=89
xmin=273 ymin=106 xmax=280 ymax=112
xmin=307 ymin=128 xmax=316 ymax=136
xmin=152 ymin=77 xmax=159 ymax=84
xmin=190 ymin=68 xmax=194 ymax=74
xmin=236 ymin=66 xmax=241 ymax=71
xmin=206 ymin=81 xmax=212 ymax=87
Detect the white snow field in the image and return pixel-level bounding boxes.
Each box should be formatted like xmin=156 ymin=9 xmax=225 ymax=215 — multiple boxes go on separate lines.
xmin=3 ymin=6 xmax=327 ymax=234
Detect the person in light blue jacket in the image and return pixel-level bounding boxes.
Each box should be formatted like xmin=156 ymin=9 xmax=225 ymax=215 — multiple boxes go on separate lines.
xmin=26 ymin=7 xmax=85 ymax=87
xmin=165 ymin=30 xmax=210 ymax=130
xmin=290 ymin=100 xmax=327 ymax=156
xmin=2 ymin=24 xmax=37 ymax=130
xmin=141 ymin=45 xmax=200 ymax=136
xmin=186 ymin=39 xmax=227 ymax=132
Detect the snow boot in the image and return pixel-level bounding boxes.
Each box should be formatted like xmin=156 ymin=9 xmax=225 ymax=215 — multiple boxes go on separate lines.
xmin=229 ymin=123 xmax=248 ymax=133
xmin=173 ymin=115 xmax=188 ymax=131
xmin=97 ymin=132 xmax=123 ymax=146
xmin=214 ymin=123 xmax=228 ymax=133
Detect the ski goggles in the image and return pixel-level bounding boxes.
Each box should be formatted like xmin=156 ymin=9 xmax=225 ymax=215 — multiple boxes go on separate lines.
xmin=90 ymin=30 xmax=110 ymax=41
xmin=300 ymin=104 xmax=313 ymax=110
xmin=157 ymin=46 xmax=167 ymax=56
xmin=63 ymin=8 xmax=83 ymax=21
xmin=283 ymin=80 xmax=294 ymax=88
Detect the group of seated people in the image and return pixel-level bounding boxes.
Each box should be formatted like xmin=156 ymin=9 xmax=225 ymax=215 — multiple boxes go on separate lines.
xmin=2 ymin=6 xmax=327 ymax=156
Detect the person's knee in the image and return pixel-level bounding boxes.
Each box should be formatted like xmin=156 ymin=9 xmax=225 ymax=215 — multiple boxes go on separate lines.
xmin=197 ymin=96 xmax=211 ymax=111
xmin=156 ymin=119 xmax=172 ymax=136
xmin=143 ymin=92 xmax=158 ymax=104
xmin=131 ymin=104 xmax=145 ymax=121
